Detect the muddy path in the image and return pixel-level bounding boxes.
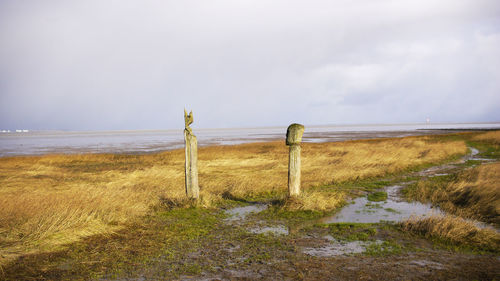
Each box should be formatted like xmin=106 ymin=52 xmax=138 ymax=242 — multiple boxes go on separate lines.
xmin=319 ymin=147 xmax=497 ymax=227
xmin=184 ymin=147 xmax=499 ymax=280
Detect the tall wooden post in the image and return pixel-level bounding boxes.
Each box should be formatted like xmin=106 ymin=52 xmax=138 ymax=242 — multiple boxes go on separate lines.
xmin=184 ymin=109 xmax=199 ymax=199
xmin=286 ymin=123 xmax=305 ymax=197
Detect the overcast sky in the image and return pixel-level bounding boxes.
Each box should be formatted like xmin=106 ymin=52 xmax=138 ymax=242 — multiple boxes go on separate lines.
xmin=0 ymin=0 xmax=499 ymax=130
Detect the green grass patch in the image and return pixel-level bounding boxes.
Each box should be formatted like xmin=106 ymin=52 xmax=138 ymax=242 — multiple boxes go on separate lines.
xmin=466 ymin=140 xmax=500 ymax=159
xmin=458 ymin=160 xmax=483 ymax=168
xmin=320 ymin=223 xmax=378 ymax=241
xmin=357 ymin=180 xmax=392 ymax=191
xmin=365 ymin=202 xmax=383 ymax=209
xmin=157 ymin=207 xmax=223 ymax=239
xmin=367 ymin=191 xmax=387 ymax=202
xmin=384 ymin=208 xmax=401 ymax=214
xmin=364 ymin=240 xmax=403 ymax=256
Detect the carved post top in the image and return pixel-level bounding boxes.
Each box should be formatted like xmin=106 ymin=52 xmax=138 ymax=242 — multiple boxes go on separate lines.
xmin=286 ymin=123 xmax=305 ymax=145
xmin=184 ymin=109 xmax=194 ymax=134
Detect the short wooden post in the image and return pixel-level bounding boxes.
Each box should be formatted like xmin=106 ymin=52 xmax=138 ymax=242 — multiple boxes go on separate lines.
xmin=286 ymin=123 xmax=305 ymax=197
xmin=184 ymin=109 xmax=199 ymax=199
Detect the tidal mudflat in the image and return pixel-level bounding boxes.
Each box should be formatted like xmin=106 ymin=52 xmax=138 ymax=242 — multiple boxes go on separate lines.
xmin=1 ymin=130 xmax=499 ymax=280
xmin=2 ymin=122 xmax=499 ymax=157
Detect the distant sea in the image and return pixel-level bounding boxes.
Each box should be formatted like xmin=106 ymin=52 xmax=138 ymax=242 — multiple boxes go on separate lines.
xmin=1 ymin=123 xmax=499 ymax=157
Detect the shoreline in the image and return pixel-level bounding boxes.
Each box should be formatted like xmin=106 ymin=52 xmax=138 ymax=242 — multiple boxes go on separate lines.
xmin=1 ymin=128 xmax=497 ymax=158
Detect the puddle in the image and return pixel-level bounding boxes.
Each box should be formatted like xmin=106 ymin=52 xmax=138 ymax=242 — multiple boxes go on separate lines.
xmin=322 ymin=185 xmax=442 ymax=223
xmin=322 ymin=147 xmax=497 ymax=224
xmin=248 ymin=225 xmax=289 ymax=235
xmin=224 ymin=204 xmax=290 ymax=236
xmin=470 ymin=157 xmax=495 ymax=161
xmin=418 ymin=147 xmax=488 ymax=176
xmin=303 ymin=235 xmax=382 ymax=257
xmin=465 ymin=147 xmax=496 ymax=162
xmin=224 ymin=204 xmax=268 ymax=221
xmin=429 ymin=173 xmax=449 ymax=177
xmin=418 ymin=165 xmax=455 ymax=177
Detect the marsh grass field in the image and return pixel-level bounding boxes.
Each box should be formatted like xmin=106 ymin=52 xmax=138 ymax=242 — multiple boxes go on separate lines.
xmin=1 ymin=130 xmax=499 ymax=280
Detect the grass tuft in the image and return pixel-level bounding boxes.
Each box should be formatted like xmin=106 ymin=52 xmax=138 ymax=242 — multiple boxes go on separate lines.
xmin=404 ymin=163 xmax=500 ymax=225
xmin=401 ymin=215 xmax=500 ymax=253
xmin=367 ymin=191 xmax=388 ymax=202
xmin=282 ymin=191 xmax=345 ymax=211
xmin=365 ymin=240 xmax=403 ymax=256
xmin=326 ymin=223 xmax=378 ymax=241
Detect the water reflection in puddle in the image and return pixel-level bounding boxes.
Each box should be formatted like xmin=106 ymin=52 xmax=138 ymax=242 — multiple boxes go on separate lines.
xmin=320 ymin=147 xmax=495 ymax=225
xmin=429 ymin=173 xmax=449 ymax=177
xmin=224 ymin=205 xmax=289 ymax=235
xmin=465 ymin=148 xmax=496 ymax=162
xmin=224 ymin=204 xmax=268 ymax=221
xmin=322 ymin=185 xmax=442 ymax=224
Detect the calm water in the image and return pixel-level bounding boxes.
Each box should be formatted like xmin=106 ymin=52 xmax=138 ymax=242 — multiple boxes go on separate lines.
xmin=1 ymin=123 xmax=499 ymax=157
xmin=320 ymin=185 xmax=443 ymax=224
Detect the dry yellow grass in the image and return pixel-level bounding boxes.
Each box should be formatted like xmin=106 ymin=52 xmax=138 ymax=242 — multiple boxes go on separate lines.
xmin=401 ymin=131 xmax=500 ymax=252
xmin=472 ymin=130 xmax=500 ymax=144
xmin=282 ymin=191 xmax=346 ymax=211
xmin=402 ymin=215 xmax=500 ymax=252
xmin=407 ymin=162 xmax=500 ymax=225
xmin=0 ymin=135 xmax=467 ymax=265
xmin=199 ymin=136 xmax=467 ymax=197
xmin=408 ymin=127 xmax=500 ymax=224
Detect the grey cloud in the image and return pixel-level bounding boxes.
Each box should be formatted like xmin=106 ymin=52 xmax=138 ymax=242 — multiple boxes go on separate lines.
xmin=0 ymin=0 xmax=499 ymax=130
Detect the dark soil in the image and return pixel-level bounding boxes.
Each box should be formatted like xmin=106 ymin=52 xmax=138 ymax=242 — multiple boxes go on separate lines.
xmin=2 ymin=205 xmax=499 ymax=281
